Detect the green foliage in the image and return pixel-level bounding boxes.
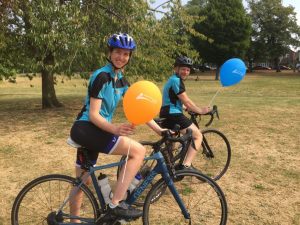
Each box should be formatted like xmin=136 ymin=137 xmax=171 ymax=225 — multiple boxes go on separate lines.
xmin=0 ymin=1 xmax=16 ymax=80
xmin=187 ymin=0 xmax=252 ymax=66
xmin=0 ymin=64 xmax=16 ymax=81
xmin=0 ymin=0 xmax=202 ymax=106
xmin=127 ymin=0 xmax=203 ymax=80
xmin=1 ymin=0 xmax=197 ymax=80
xmin=247 ymin=0 xmax=300 ymax=65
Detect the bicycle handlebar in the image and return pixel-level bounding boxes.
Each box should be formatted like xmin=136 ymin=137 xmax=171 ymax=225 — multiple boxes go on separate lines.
xmin=188 ymin=105 xmax=219 ymax=127
xmin=141 ymin=128 xmax=193 ymax=148
xmin=161 ymin=128 xmax=193 ymax=145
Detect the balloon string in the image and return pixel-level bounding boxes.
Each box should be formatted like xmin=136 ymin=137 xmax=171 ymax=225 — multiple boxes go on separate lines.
xmin=208 ymin=87 xmax=222 ymax=107
xmin=121 ymin=138 xmax=131 ymax=183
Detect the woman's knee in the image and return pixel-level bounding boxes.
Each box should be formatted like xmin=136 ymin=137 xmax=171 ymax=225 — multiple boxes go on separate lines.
xmin=113 ymin=137 xmax=145 ymax=158
xmin=194 ymin=129 xmax=202 ymax=140
xmin=189 ymin=126 xmax=202 ymax=144
xmin=129 ymin=142 xmax=146 ymax=160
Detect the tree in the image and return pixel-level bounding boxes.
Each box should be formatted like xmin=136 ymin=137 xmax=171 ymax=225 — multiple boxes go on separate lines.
xmin=135 ymin=0 xmax=204 ymax=80
xmin=0 ymin=0 xmax=16 ymax=80
xmin=1 ymin=0 xmax=151 ymax=108
xmin=1 ymin=0 xmax=92 ymax=107
xmin=187 ymin=0 xmax=252 ymax=79
xmin=1 ymin=0 xmax=199 ymax=108
xmin=247 ymin=0 xmax=300 ymax=72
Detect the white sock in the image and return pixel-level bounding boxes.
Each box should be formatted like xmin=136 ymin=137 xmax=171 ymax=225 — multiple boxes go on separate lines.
xmin=109 ymin=202 xmax=118 ymax=209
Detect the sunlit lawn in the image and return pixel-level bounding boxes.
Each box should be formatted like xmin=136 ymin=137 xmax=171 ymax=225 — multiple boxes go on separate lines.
xmin=0 ymin=71 xmax=299 ymax=224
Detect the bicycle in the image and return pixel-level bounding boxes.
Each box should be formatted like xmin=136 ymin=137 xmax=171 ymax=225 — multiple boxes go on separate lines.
xmin=176 ymin=105 xmax=231 ymax=181
xmin=116 ymin=105 xmax=231 ymax=207
xmin=118 ymin=105 xmax=231 ymax=181
xmin=11 ymin=129 xmax=228 ymax=225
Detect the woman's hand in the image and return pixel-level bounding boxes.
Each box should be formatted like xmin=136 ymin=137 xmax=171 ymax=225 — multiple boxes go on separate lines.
xmin=201 ymin=106 xmax=211 ymax=114
xmin=158 ymin=128 xmax=169 ymax=136
xmin=115 ymin=123 xmax=135 ymax=136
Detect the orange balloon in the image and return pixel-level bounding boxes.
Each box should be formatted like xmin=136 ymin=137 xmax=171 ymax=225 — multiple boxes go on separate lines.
xmin=123 ymin=80 xmax=162 ymax=125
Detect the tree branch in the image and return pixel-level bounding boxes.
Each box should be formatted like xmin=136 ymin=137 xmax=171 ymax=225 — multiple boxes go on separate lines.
xmin=98 ymin=3 xmax=122 ymax=20
xmin=148 ymin=8 xmax=168 ymax=14
xmin=153 ymin=0 xmax=173 ymax=11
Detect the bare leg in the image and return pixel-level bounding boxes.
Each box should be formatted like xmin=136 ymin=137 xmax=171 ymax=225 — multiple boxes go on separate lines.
xmin=70 ymin=167 xmax=92 ymax=223
xmin=69 ymin=136 xmax=145 ymax=222
xmin=181 ymin=124 xmax=202 ymax=167
xmin=110 ymin=137 xmax=146 ymax=205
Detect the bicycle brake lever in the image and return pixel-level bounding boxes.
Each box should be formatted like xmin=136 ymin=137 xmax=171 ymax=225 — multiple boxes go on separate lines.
xmin=216 ymin=109 xmax=220 ymax=119
xmin=212 ymin=105 xmax=219 ymax=119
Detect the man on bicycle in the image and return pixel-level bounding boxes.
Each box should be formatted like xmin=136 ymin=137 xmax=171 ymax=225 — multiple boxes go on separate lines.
xmin=160 ymin=56 xmax=211 ymax=169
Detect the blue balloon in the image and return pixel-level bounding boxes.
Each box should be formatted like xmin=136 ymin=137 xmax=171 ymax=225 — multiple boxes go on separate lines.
xmin=220 ymin=58 xmax=246 ymax=87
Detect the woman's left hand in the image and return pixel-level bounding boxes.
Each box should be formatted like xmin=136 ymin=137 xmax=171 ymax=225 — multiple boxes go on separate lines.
xmin=158 ymin=128 xmax=169 ymax=136
xmin=201 ymin=106 xmax=211 ymax=114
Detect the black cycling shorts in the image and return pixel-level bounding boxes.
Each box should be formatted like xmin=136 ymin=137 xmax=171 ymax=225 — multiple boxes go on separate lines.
xmin=70 ymin=121 xmax=120 ymax=166
xmin=160 ymin=113 xmax=192 ymax=130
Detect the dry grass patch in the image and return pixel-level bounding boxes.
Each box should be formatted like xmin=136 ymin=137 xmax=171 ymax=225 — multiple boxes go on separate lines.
xmin=1 ymin=73 xmax=299 ymax=224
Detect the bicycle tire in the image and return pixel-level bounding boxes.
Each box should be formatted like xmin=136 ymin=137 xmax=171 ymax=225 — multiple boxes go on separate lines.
xmin=143 ymin=170 xmax=227 ymax=225
xmin=174 ymin=128 xmax=231 ymax=181
xmin=11 ymin=174 xmax=100 ymax=225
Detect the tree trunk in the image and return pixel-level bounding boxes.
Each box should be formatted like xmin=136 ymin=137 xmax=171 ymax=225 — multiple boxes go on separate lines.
xmin=41 ymin=53 xmax=63 ymax=108
xmin=274 ymin=58 xmax=281 ymax=72
xmin=215 ymin=67 xmax=220 ymax=80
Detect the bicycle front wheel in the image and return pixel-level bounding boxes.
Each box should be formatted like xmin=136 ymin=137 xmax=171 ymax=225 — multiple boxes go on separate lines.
xmin=11 ymin=174 xmax=99 ymax=225
xmin=172 ymin=129 xmax=231 ymax=181
xmin=198 ymin=129 xmax=231 ymax=180
xmin=143 ymin=170 xmax=227 ymax=225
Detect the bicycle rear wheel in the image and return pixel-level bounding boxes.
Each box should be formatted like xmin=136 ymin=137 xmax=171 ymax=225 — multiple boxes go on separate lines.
xmin=143 ymin=170 xmax=227 ymax=225
xmin=11 ymin=174 xmax=99 ymax=225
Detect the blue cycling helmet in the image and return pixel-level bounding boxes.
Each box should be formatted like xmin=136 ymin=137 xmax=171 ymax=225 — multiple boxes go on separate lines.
xmin=108 ymin=33 xmax=136 ymax=51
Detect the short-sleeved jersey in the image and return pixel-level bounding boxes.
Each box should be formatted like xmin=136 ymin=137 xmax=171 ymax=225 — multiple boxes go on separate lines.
xmin=76 ymin=63 xmax=130 ymax=122
xmin=160 ymin=73 xmax=186 ymax=116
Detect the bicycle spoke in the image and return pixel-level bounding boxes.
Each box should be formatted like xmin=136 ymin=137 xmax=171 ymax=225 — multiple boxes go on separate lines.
xmin=144 ymin=171 xmax=227 ymax=225
xmin=12 ymin=175 xmax=98 ymax=225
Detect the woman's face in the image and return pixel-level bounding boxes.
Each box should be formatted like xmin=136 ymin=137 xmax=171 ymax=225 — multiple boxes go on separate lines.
xmin=110 ymin=48 xmax=131 ymax=69
xmin=175 ymin=66 xmax=191 ymax=80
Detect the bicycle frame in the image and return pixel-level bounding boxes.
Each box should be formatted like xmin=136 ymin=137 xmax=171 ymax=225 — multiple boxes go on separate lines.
xmin=61 ymin=151 xmax=191 ymax=224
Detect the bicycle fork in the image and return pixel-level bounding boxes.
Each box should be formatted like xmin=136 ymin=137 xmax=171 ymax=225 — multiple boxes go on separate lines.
xmin=202 ymin=136 xmax=215 ymax=158
xmin=158 ymin=156 xmax=191 ymax=220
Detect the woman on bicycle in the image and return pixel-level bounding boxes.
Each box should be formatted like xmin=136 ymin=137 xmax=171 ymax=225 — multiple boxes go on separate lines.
xmin=69 ymin=33 xmax=165 ymax=222
xmin=160 ymin=56 xmax=211 ymax=170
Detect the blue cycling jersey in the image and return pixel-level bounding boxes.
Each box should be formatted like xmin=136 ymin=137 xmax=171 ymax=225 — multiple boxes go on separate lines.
xmin=76 ymin=63 xmax=129 ymax=122
xmin=160 ymin=73 xmax=186 ymax=116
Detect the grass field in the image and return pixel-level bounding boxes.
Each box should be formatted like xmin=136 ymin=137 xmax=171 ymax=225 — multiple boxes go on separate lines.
xmin=0 ymin=71 xmax=299 ymax=224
